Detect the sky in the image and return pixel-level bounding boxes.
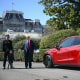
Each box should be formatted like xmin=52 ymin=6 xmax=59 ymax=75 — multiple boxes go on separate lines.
xmin=0 ymin=0 xmax=50 ymax=25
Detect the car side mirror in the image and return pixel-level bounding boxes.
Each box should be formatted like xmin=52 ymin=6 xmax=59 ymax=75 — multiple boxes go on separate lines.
xmin=55 ymin=45 xmax=59 ymax=49
xmin=55 ymin=45 xmax=61 ymax=50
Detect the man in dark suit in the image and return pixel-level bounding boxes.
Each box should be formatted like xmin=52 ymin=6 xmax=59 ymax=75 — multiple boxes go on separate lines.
xmin=3 ymin=34 xmax=13 ymax=69
xmin=19 ymin=36 xmax=35 ymax=69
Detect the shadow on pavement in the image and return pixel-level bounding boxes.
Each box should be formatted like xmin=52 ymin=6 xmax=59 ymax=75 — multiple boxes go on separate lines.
xmin=13 ymin=68 xmax=26 ymax=69
xmin=54 ymin=66 xmax=80 ymax=71
xmin=12 ymin=67 xmax=45 ymax=69
xmin=32 ymin=67 xmax=45 ymax=69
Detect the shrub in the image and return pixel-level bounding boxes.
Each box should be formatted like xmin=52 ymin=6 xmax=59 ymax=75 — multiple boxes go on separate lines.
xmin=40 ymin=29 xmax=78 ymax=49
xmin=13 ymin=49 xmax=47 ymax=62
xmin=0 ymin=35 xmax=41 ymax=61
xmin=31 ymin=38 xmax=41 ymax=49
xmin=12 ymin=35 xmax=26 ymax=43
xmin=76 ymin=28 xmax=80 ymax=35
xmin=33 ymin=49 xmax=49 ymax=62
xmin=13 ymin=37 xmax=41 ymax=61
xmin=14 ymin=50 xmax=24 ymax=61
xmin=13 ymin=40 xmax=24 ymax=49
xmin=0 ymin=50 xmax=3 ymax=61
xmin=12 ymin=35 xmax=26 ymax=47
xmin=12 ymin=35 xmax=41 ymax=49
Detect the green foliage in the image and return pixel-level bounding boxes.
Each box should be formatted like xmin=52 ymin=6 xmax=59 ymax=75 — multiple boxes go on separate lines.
xmin=0 ymin=50 xmax=3 ymax=61
xmin=12 ymin=36 xmax=41 ymax=61
xmin=12 ymin=35 xmax=26 ymax=47
xmin=76 ymin=28 xmax=80 ymax=35
xmin=0 ymin=35 xmax=44 ymax=62
xmin=33 ymin=49 xmax=49 ymax=62
xmin=13 ymin=40 xmax=24 ymax=49
xmin=13 ymin=38 xmax=41 ymax=50
xmin=12 ymin=35 xmax=41 ymax=49
xmin=31 ymin=38 xmax=41 ymax=49
xmin=39 ymin=0 xmax=80 ymax=30
xmin=12 ymin=35 xmax=26 ymax=42
xmin=12 ymin=49 xmax=48 ymax=62
xmin=14 ymin=50 xmax=24 ymax=61
xmin=40 ymin=29 xmax=78 ymax=49
xmin=0 ymin=29 xmax=79 ymax=62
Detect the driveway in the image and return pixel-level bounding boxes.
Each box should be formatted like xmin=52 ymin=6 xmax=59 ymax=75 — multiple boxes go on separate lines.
xmin=0 ymin=61 xmax=80 ymax=80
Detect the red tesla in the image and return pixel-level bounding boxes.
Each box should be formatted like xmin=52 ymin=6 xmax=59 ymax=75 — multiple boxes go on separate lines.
xmin=43 ymin=35 xmax=80 ymax=68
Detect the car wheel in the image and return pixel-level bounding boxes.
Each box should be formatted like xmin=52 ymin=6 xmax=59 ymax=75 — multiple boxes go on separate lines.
xmin=44 ymin=55 xmax=53 ymax=68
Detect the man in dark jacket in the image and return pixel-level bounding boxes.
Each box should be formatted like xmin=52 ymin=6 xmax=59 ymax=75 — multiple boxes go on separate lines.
xmin=18 ymin=36 xmax=35 ymax=69
xmin=3 ymin=34 xmax=13 ymax=69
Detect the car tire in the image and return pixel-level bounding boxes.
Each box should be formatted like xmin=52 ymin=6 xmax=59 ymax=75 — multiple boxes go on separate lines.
xmin=44 ymin=55 xmax=53 ymax=68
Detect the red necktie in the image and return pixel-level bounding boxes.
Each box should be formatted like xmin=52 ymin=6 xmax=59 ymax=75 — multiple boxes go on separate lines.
xmin=27 ymin=40 xmax=29 ymax=50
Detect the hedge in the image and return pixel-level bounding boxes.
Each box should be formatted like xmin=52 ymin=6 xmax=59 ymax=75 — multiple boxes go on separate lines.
xmin=12 ymin=36 xmax=41 ymax=61
xmin=0 ymin=35 xmax=41 ymax=61
xmin=0 ymin=50 xmax=3 ymax=61
xmin=14 ymin=50 xmax=24 ymax=61
xmin=40 ymin=29 xmax=78 ymax=49
xmin=33 ymin=49 xmax=49 ymax=62
xmin=13 ymin=39 xmax=41 ymax=50
xmin=11 ymin=49 xmax=48 ymax=62
xmin=12 ymin=35 xmax=26 ymax=44
xmin=0 ymin=29 xmax=78 ymax=62
xmin=77 ymin=28 xmax=80 ymax=35
xmin=12 ymin=35 xmax=26 ymax=48
xmin=12 ymin=35 xmax=41 ymax=50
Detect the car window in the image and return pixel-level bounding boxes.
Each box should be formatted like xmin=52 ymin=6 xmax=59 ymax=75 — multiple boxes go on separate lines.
xmin=59 ymin=37 xmax=74 ymax=48
xmin=72 ymin=36 xmax=80 ymax=46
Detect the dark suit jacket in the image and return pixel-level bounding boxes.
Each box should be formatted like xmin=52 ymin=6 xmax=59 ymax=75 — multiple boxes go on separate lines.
xmin=21 ymin=40 xmax=35 ymax=55
xmin=3 ymin=40 xmax=13 ymax=53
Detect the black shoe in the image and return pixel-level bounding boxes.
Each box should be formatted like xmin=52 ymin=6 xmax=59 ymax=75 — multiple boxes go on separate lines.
xmin=3 ymin=67 xmax=5 ymax=69
xmin=7 ymin=64 xmax=9 ymax=69
xmin=10 ymin=64 xmax=14 ymax=69
xmin=10 ymin=65 xmax=14 ymax=69
xmin=25 ymin=67 xmax=27 ymax=69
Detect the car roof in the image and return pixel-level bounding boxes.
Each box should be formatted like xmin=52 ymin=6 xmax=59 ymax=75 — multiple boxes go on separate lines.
xmin=66 ymin=35 xmax=80 ymax=39
xmin=58 ymin=35 xmax=80 ymax=45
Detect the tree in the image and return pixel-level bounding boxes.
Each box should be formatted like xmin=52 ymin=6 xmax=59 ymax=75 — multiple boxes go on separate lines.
xmin=39 ymin=0 xmax=80 ymax=30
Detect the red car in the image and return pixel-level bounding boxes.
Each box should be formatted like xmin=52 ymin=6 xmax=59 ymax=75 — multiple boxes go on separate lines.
xmin=43 ymin=35 xmax=80 ymax=68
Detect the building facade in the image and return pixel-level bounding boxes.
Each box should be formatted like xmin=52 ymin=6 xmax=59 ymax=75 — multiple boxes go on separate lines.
xmin=0 ymin=10 xmax=43 ymax=33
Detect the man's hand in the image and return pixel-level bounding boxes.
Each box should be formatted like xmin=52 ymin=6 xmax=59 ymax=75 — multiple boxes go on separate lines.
xmin=10 ymin=50 xmax=13 ymax=54
xmin=3 ymin=52 xmax=5 ymax=54
xmin=18 ymin=49 xmax=21 ymax=52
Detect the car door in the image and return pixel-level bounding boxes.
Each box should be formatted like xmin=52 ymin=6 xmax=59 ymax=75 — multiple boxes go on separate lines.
xmin=67 ymin=36 xmax=80 ymax=64
xmin=54 ymin=37 xmax=75 ymax=64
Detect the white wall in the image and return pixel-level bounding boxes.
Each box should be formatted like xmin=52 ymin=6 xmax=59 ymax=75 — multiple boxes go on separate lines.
xmin=4 ymin=32 xmax=42 ymax=39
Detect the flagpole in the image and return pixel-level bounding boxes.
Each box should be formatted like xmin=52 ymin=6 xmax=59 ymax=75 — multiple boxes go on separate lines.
xmin=12 ymin=4 xmax=13 ymax=10
xmin=12 ymin=0 xmax=13 ymax=10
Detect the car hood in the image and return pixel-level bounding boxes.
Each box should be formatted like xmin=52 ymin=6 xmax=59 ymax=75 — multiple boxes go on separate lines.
xmin=45 ymin=48 xmax=57 ymax=54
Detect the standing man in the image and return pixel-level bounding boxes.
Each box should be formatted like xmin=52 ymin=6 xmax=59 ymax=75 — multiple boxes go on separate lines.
xmin=18 ymin=36 xmax=35 ymax=69
xmin=3 ymin=34 xmax=13 ymax=69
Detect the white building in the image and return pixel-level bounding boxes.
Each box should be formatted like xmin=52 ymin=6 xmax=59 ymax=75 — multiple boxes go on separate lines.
xmin=0 ymin=10 xmax=43 ymax=33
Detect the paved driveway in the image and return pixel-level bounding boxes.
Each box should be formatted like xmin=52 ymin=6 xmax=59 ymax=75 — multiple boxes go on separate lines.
xmin=0 ymin=61 xmax=80 ymax=80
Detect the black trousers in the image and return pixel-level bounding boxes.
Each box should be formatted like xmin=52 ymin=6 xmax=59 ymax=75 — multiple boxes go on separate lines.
xmin=3 ymin=53 xmax=14 ymax=68
xmin=3 ymin=53 xmax=8 ymax=68
xmin=8 ymin=54 xmax=14 ymax=65
xmin=24 ymin=50 xmax=32 ymax=68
